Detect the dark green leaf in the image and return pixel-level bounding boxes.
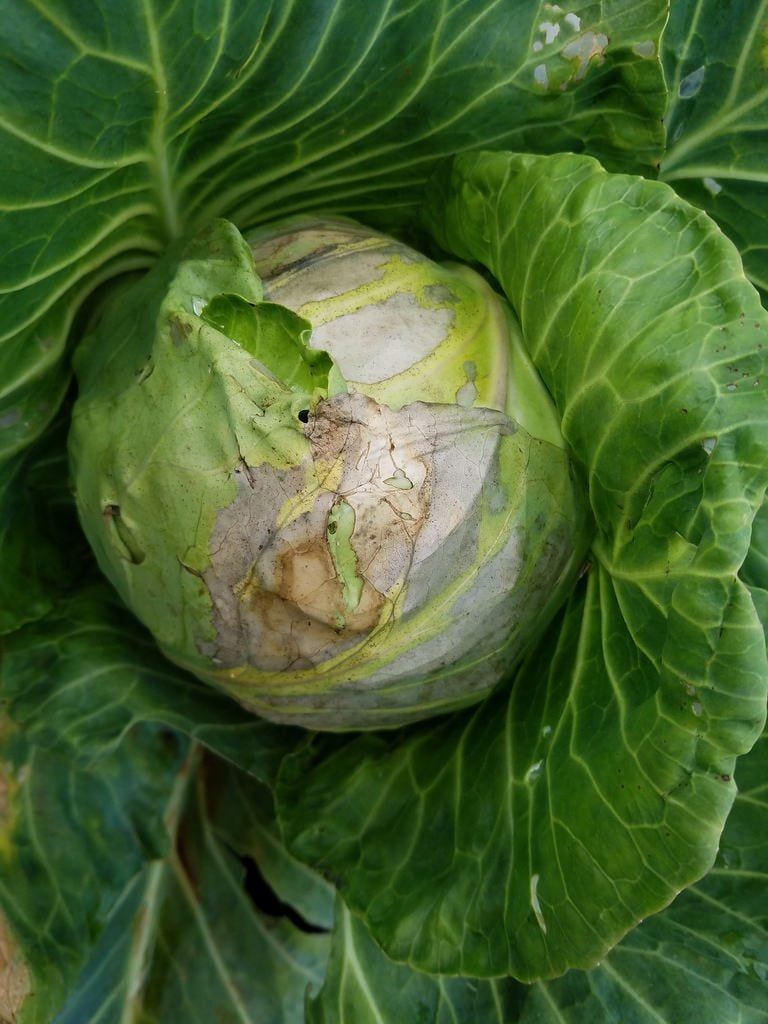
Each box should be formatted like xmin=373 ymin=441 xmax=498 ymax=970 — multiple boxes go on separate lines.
xmin=0 ymin=417 xmax=86 ymax=634
xmin=0 ymin=0 xmax=667 ymax=461
xmin=0 ymin=719 xmax=189 ymax=1023
xmin=51 ymin=753 xmax=330 ymax=1024
xmin=661 ymin=0 xmax=768 ymax=298
xmin=0 ymin=584 xmax=302 ymax=785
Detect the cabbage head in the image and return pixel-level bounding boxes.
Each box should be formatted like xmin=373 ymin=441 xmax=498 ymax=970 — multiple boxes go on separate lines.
xmin=69 ymin=215 xmax=589 ymax=729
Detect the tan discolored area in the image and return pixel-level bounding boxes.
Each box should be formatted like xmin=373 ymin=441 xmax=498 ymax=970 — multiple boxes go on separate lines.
xmin=275 ymin=540 xmax=385 ymax=634
xmin=202 ymin=391 xmax=514 ymax=674
xmin=0 ymin=910 xmax=31 ymax=1022
xmin=232 ymin=534 xmax=386 ymax=667
xmin=203 ymin=392 xmax=436 ymax=670
xmin=0 ymin=738 xmax=30 ymax=1022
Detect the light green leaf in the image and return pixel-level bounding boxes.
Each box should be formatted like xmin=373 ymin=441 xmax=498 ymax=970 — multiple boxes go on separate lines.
xmin=207 ymin=761 xmax=335 ymax=933
xmin=201 ymin=296 xmax=335 ymax=392
xmin=277 ymin=151 xmax=768 ymax=981
xmin=0 ymin=0 xmax=667 ymax=461
xmin=661 ymin=0 xmax=768 ymax=298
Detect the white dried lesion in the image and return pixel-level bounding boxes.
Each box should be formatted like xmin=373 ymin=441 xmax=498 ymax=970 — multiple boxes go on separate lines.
xmin=530 ymin=873 xmax=548 ymax=934
xmin=202 ymin=391 xmax=514 ymax=673
xmin=561 ymin=31 xmax=609 ymax=82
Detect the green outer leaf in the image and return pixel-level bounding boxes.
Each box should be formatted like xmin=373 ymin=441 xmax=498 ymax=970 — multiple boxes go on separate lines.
xmin=307 ymin=730 xmax=768 ymax=1024
xmin=0 ymin=236 xmax=157 ymax=463
xmin=425 ymin=146 xmax=768 ymax=953
xmin=661 ymin=0 xmax=768 ymax=299
xmin=0 ymin=423 xmax=83 ymax=635
xmin=742 ymin=500 xmax=768 ymax=638
xmin=205 ymin=758 xmax=335 ymax=933
xmin=277 ymin=151 xmax=768 ymax=981
xmin=1 ymin=0 xmax=667 ymax=461
xmin=0 ymin=583 xmax=302 ymax=785
xmin=201 ymin=296 xmax=335 ymax=392
xmin=0 ymin=720 xmax=189 ymax=1024
xmin=51 ymin=752 xmax=329 ymax=1024
xmin=179 ymin=0 xmax=668 ymax=228
xmin=426 ymin=150 xmax=768 ymax=532
xmin=0 ymin=585 xmax=328 ymax=1023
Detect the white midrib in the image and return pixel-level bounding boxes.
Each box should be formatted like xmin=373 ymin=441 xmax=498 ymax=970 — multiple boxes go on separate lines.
xmin=143 ymin=0 xmax=181 ymax=240
xmin=120 ymin=744 xmax=203 ymax=1024
xmin=119 ymin=860 xmax=166 ymax=1024
xmin=341 ymin=904 xmax=386 ymax=1024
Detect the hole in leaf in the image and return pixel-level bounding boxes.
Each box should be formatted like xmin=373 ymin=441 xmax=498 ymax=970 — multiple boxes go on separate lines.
xmin=239 ymin=855 xmax=328 ymax=935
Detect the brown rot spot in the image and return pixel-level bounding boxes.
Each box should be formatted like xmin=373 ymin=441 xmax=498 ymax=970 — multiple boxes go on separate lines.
xmin=277 ymin=541 xmax=383 ymax=635
xmin=169 ymin=316 xmax=192 ymax=346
